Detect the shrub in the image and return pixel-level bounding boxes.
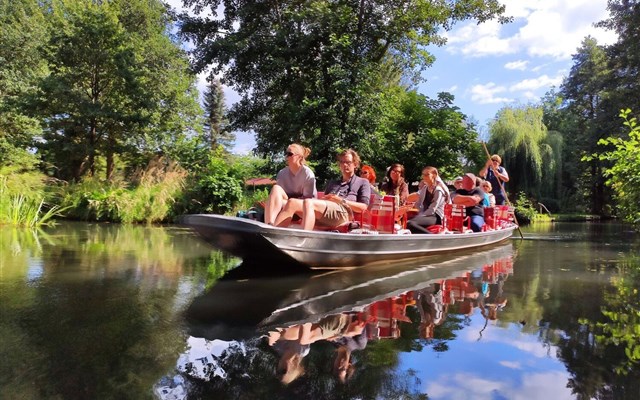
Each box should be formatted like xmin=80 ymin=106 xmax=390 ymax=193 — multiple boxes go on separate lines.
xmin=513 ymin=192 xmax=537 ymax=225
xmin=58 ymin=158 xmax=187 ymax=223
xmin=178 ymin=150 xmax=244 ymax=215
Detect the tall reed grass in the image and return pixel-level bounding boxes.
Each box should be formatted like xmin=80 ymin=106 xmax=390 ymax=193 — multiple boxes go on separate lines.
xmin=0 ymin=175 xmax=67 ymax=227
xmin=58 ymin=158 xmax=187 ymax=223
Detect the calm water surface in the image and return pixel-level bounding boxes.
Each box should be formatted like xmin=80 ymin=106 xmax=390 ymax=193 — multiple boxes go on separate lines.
xmin=1 ymin=221 xmax=639 ymax=399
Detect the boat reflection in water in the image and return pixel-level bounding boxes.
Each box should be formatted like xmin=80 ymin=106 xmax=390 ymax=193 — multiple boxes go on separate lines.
xmin=155 ymin=243 xmax=516 ymax=396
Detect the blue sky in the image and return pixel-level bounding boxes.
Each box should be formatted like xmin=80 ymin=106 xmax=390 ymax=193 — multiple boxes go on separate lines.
xmin=167 ymin=0 xmax=618 ymax=153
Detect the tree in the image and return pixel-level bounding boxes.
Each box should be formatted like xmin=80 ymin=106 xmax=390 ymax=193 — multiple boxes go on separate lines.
xmin=202 ymin=79 xmax=234 ymax=151
xmin=488 ymin=105 xmax=559 ymax=200
xmin=0 ymin=0 xmax=48 ymax=171
xmin=596 ymin=0 xmax=640 ymax=122
xmin=372 ymin=89 xmax=480 ymax=183
xmin=560 ymin=37 xmax=613 ymax=214
xmin=35 ymin=0 xmax=202 ymax=181
xmin=585 ymin=109 xmax=640 ymax=225
xmin=179 ymin=0 xmax=509 ymax=180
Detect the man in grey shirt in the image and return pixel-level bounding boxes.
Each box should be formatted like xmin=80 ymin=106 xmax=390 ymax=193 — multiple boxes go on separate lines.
xmin=300 ymin=149 xmax=370 ymax=230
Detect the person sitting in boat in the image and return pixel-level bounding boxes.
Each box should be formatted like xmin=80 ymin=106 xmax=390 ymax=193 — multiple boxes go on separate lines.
xmin=453 ymin=173 xmax=485 ymax=232
xmin=264 ymin=143 xmax=318 ymax=226
xmin=476 ymin=177 xmax=491 ymax=207
xmin=407 ymin=166 xmax=450 ymax=234
xmin=359 ymin=165 xmax=380 ymax=195
xmin=300 ymin=149 xmax=370 ymax=231
xmin=482 ymin=180 xmax=496 ymax=207
xmin=380 ymin=163 xmax=409 ymax=205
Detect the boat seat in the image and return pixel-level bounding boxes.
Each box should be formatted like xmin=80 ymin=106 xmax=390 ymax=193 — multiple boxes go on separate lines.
xmin=483 ymin=205 xmax=516 ymax=231
xmin=483 ymin=206 xmax=496 ymax=230
xmin=495 ymin=205 xmax=515 ymax=228
xmin=360 ymin=194 xmax=397 ymax=233
xmin=443 ymin=204 xmax=469 ymax=232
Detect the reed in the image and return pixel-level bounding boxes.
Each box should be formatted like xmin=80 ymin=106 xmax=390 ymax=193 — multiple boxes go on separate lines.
xmin=0 ymin=176 xmax=66 ymax=227
xmin=58 ymin=159 xmax=188 ymax=223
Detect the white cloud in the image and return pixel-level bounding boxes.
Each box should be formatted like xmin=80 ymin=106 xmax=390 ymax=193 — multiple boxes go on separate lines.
xmin=445 ymin=0 xmax=617 ymax=60
xmin=509 ymin=74 xmax=563 ymax=92
xmin=469 ymin=83 xmax=513 ymax=104
xmin=448 ymin=85 xmax=458 ymax=92
xmin=445 ymin=21 xmax=515 ymax=57
xmin=424 ymin=371 xmax=573 ymax=400
xmin=505 ymin=60 xmax=528 ymax=70
xmin=499 ymin=360 xmax=522 ymax=369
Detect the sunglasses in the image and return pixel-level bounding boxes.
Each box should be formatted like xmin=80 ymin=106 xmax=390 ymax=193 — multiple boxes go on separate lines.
xmin=284 ymin=151 xmax=295 ymax=157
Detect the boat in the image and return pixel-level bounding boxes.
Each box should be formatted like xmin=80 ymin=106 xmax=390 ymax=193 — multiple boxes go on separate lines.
xmin=181 ymin=213 xmax=518 ymax=268
xmin=185 ymin=242 xmax=516 ymax=340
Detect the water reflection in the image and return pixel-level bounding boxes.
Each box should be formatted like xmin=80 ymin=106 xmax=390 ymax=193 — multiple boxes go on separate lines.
xmin=164 ymin=244 xmax=517 ymax=393
xmin=2 ymin=222 xmax=639 ymax=399
xmin=0 ymin=222 xmax=233 ymax=399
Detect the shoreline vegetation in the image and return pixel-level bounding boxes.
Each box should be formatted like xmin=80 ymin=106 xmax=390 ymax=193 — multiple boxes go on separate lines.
xmin=2 ymin=1 xmax=639 ymax=230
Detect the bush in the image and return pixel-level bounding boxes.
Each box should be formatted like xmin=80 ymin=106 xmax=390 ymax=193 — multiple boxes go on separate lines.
xmin=58 ymin=158 xmax=187 ymax=223
xmin=176 ymin=150 xmax=244 ymax=215
xmin=513 ymin=192 xmax=537 ymax=225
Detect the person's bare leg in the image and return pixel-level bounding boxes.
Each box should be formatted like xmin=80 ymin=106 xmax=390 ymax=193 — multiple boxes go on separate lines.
xmin=302 ymin=199 xmax=328 ymax=230
xmin=274 ymin=198 xmax=303 ymax=227
xmin=265 ymin=185 xmax=288 ymax=225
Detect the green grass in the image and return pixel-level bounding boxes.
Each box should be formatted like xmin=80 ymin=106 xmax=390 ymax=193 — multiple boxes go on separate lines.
xmin=0 ymin=176 xmax=67 ymax=227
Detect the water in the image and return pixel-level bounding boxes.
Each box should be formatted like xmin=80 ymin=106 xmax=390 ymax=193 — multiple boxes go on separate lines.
xmin=0 ymin=221 xmax=638 ymax=399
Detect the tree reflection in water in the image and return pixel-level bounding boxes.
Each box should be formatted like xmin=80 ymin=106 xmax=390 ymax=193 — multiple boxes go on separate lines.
xmin=157 ymin=255 xmax=517 ymax=399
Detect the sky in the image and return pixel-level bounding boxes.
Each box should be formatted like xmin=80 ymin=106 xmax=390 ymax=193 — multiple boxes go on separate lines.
xmin=166 ymin=0 xmax=618 ymax=153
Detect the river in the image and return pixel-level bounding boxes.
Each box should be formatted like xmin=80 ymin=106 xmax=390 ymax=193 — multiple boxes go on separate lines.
xmin=0 ymin=221 xmax=638 ymax=399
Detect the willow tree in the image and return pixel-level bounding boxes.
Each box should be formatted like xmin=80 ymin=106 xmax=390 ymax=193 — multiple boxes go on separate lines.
xmin=179 ymin=0 xmax=509 ymax=181
xmin=488 ymin=105 xmax=560 ymax=200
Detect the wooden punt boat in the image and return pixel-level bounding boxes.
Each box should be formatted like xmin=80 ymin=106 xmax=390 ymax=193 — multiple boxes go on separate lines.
xmin=181 ymin=213 xmax=517 ymax=268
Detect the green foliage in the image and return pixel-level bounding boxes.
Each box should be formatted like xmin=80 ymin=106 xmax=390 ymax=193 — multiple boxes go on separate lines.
xmin=32 ymin=0 xmax=202 ymax=181
xmin=584 ymin=109 xmax=640 ymax=226
xmin=488 ymin=105 xmax=555 ymax=198
xmin=58 ymin=159 xmax=187 ymax=223
xmin=373 ymin=90 xmax=480 ymax=183
xmin=203 ymin=79 xmax=234 ymax=151
xmin=178 ymin=149 xmax=244 ymax=215
xmin=513 ymin=192 xmax=538 ymax=225
xmin=234 ymin=187 xmax=269 ymax=215
xmin=559 ymin=36 xmax=614 ymax=215
xmin=0 ymin=0 xmax=48 ymax=161
xmin=0 ymin=173 xmax=66 ymax=227
xmin=180 ymin=0 xmax=508 ymax=181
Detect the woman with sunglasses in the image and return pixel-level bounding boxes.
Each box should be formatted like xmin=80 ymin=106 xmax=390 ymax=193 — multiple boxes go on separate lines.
xmin=359 ymin=165 xmax=380 ymax=195
xmin=479 ymin=154 xmax=509 ymax=205
xmin=264 ymin=143 xmax=317 ymax=226
xmin=380 ymin=163 xmax=409 ymax=205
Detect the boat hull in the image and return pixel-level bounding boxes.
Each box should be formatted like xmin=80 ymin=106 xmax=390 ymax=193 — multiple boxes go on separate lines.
xmin=181 ymin=214 xmax=517 ymax=268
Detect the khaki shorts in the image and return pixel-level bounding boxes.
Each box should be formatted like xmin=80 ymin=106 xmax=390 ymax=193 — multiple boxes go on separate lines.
xmin=317 ymin=201 xmax=350 ymax=227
